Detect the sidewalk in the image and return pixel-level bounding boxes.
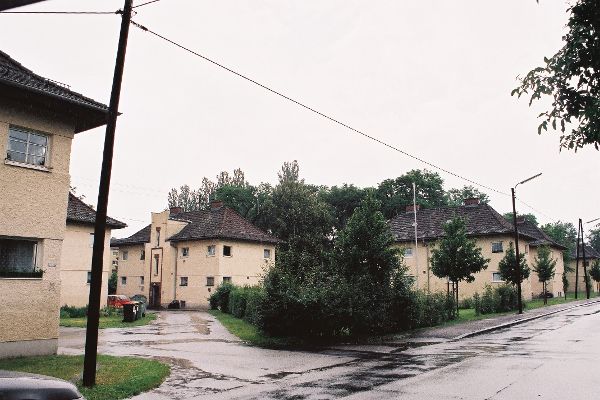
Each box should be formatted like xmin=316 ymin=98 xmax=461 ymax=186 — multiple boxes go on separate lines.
xmin=409 ymin=297 xmax=600 ymax=341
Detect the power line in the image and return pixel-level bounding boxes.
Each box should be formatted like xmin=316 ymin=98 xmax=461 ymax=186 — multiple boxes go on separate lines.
xmin=0 ymin=10 xmax=117 ymax=14
xmin=133 ymin=0 xmax=161 ymax=8
xmin=129 ymin=19 xmax=509 ymax=197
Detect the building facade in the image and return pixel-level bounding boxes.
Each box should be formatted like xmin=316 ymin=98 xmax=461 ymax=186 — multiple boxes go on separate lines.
xmin=0 ymin=50 xmax=108 ymax=358
xmin=112 ymin=201 xmax=278 ymax=308
xmin=565 ymin=244 xmax=600 ymax=294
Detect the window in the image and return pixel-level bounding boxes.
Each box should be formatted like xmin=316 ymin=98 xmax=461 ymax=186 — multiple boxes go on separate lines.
xmin=154 ymin=254 xmax=159 ymax=275
xmin=206 ymin=276 xmax=215 ymax=286
xmin=6 ymin=126 xmax=48 ymax=166
xmin=121 ymin=276 xmax=127 ymax=285
xmin=404 ymin=248 xmax=413 ymax=257
xmin=89 ymin=233 xmax=94 ymax=248
xmin=0 ymin=238 xmax=39 ymax=277
xmin=181 ymin=247 xmax=189 ymax=257
xmin=491 ymin=242 xmax=503 ymax=253
xmin=264 ymin=249 xmax=271 ymax=259
xmin=140 ymin=250 xmax=145 ymax=260
xmin=492 ymin=272 xmax=504 ymax=282
xmin=223 ymin=245 xmax=232 ymax=257
xmin=524 ymin=244 xmax=529 ymax=254
xmin=112 ymin=251 xmax=118 ymax=257
xmin=223 ymin=276 xmax=232 ymax=284
xmin=180 ymin=277 xmax=188 ymax=286
xmin=156 ymin=227 xmax=161 ymax=247
xmin=122 ymin=250 xmax=128 ymax=260
xmin=207 ymin=245 xmax=216 ymax=256
xmin=140 ymin=276 xmax=145 ymax=285
xmin=87 ymin=271 xmax=92 ymax=284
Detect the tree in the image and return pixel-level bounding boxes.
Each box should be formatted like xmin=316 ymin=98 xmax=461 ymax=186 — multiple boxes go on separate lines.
xmin=376 ymin=169 xmax=446 ymax=219
xmin=430 ymin=216 xmax=490 ymax=315
xmin=589 ymin=260 xmax=600 ymax=294
xmin=533 ymin=245 xmax=557 ymax=305
xmin=503 ymin=212 xmax=539 ymax=227
xmin=213 ymin=184 xmax=257 ymax=218
xmin=108 ymin=270 xmax=118 ymax=295
xmin=498 ymin=242 xmax=530 ymax=286
xmin=319 ymin=184 xmax=368 ymax=232
xmin=588 ymin=227 xmax=600 ymax=254
xmin=513 ymin=0 xmax=600 ymax=150
xmin=562 ymin=271 xmax=569 ymax=300
xmin=541 ymin=221 xmax=577 ymax=264
xmin=445 ymin=185 xmax=490 ymax=206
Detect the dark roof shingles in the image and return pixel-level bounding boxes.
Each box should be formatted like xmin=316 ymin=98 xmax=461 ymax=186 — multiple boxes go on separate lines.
xmin=67 ymin=193 xmax=126 ymax=229
xmin=111 ymin=224 xmax=151 ymax=247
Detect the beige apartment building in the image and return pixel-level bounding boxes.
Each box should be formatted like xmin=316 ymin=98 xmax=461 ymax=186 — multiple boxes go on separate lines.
xmin=112 ymin=201 xmax=278 ymax=308
xmin=390 ymin=199 xmax=566 ymax=300
xmin=60 ymin=193 xmax=125 ymax=308
xmin=0 ymin=50 xmax=108 ymax=358
xmin=565 ymin=244 xmax=600 ymax=294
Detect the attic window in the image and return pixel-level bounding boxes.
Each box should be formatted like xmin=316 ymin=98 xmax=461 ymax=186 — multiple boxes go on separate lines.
xmin=223 ymin=246 xmax=232 ymax=257
xmin=181 ymin=247 xmax=189 ymax=257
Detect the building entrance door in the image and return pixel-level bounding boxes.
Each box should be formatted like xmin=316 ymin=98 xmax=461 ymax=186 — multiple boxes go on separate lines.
xmin=150 ymin=283 xmax=161 ymax=309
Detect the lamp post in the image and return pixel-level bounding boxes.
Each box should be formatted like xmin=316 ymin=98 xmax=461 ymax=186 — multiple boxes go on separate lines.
xmin=511 ymin=172 xmax=542 ymax=314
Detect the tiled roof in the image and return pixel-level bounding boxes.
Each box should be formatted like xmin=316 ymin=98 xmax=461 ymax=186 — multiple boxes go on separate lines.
xmin=67 ymin=193 xmax=126 ymax=229
xmin=0 ymin=50 xmax=108 ymax=111
xmin=390 ymin=203 xmax=520 ymax=242
xmin=516 ymin=220 xmax=567 ymax=250
xmin=570 ymin=244 xmax=600 ymax=259
xmin=169 ymin=206 xmax=279 ymax=244
xmin=111 ymin=224 xmax=151 ymax=247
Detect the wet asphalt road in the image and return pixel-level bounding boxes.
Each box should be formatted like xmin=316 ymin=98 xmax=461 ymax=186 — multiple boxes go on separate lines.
xmin=58 ymin=301 xmax=600 ymax=399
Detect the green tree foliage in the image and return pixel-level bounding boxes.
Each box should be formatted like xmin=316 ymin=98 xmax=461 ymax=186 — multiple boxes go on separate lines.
xmin=108 ymin=270 xmax=117 ymax=295
xmin=430 ymin=216 xmax=490 ymax=314
xmin=445 ymin=185 xmax=490 ymax=206
xmin=318 ymin=184 xmax=368 ymax=232
xmin=498 ymin=242 xmax=530 ymax=286
xmin=213 ymin=185 xmax=257 ymax=218
xmin=513 ymin=0 xmax=600 ymax=150
xmin=541 ymin=221 xmax=577 ymax=264
xmin=533 ymin=245 xmax=557 ymax=304
xmin=503 ymin=212 xmax=539 ymax=227
xmin=376 ymin=169 xmax=446 ymax=219
xmin=590 ymin=260 xmax=600 ymax=293
xmin=587 ymin=227 xmax=600 ymax=254
xmin=562 ymin=271 xmax=569 ymax=300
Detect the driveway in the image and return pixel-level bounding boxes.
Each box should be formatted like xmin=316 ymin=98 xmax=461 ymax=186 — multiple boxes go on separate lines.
xmin=59 ymin=301 xmax=600 ymax=399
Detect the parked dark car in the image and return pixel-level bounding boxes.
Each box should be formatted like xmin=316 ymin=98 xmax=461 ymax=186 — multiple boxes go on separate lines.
xmin=0 ymin=370 xmax=83 ymax=399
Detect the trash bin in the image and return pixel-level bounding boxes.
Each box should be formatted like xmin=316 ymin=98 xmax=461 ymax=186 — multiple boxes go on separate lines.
xmin=123 ymin=303 xmax=138 ymax=322
xmin=134 ymin=301 xmax=146 ymax=319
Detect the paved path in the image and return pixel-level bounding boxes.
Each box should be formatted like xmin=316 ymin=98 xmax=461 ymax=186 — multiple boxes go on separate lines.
xmin=58 ymin=299 xmax=600 ymax=399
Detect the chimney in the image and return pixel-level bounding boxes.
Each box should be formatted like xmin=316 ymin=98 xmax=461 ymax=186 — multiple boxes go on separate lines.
xmin=406 ymin=204 xmax=420 ymax=213
xmin=463 ymin=197 xmax=480 ymax=206
xmin=169 ymin=206 xmax=183 ymax=215
xmin=210 ymin=200 xmax=224 ymax=210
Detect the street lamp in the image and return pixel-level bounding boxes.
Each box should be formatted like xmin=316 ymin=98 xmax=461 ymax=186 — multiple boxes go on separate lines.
xmin=511 ymin=173 xmax=542 ymax=314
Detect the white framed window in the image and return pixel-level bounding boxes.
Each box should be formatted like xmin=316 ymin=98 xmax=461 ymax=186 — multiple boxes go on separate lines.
xmin=0 ymin=238 xmax=39 ymax=277
xmin=87 ymin=271 xmax=92 ymax=284
xmin=181 ymin=247 xmax=189 ymax=257
xmin=89 ymin=233 xmax=94 ymax=248
xmin=491 ymin=242 xmax=503 ymax=253
xmin=6 ymin=126 xmax=49 ymax=166
xmin=206 ymin=276 xmax=215 ymax=286
xmin=180 ymin=276 xmax=188 ymax=286
xmin=264 ymin=249 xmax=271 ymax=259
xmin=207 ymin=245 xmax=216 ymax=256
xmin=492 ymin=272 xmax=504 ymax=282
xmin=223 ymin=245 xmax=232 ymax=257
xmin=404 ymin=248 xmax=413 ymax=257
xmin=122 ymin=250 xmax=128 ymax=260
xmin=121 ymin=276 xmax=127 ymax=285
xmin=223 ymin=276 xmax=232 ymax=284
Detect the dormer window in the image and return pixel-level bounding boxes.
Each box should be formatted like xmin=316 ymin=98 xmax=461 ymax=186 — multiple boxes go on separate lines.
xmin=6 ymin=126 xmax=48 ymax=166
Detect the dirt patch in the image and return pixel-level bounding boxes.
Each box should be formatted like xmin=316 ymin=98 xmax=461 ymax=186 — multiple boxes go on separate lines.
xmin=190 ymin=314 xmax=211 ymax=335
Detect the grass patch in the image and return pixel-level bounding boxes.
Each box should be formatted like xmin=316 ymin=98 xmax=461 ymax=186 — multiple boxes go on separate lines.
xmin=60 ymin=313 xmax=156 ymax=329
xmin=0 ymin=354 xmax=169 ymax=400
xmin=209 ymin=310 xmax=296 ymax=348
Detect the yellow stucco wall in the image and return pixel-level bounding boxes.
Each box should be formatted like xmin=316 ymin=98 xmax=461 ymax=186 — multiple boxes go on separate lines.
xmin=0 ymin=102 xmax=75 ymax=357
xmin=59 ymin=224 xmax=112 ymax=308
xmin=565 ymin=259 xmax=597 ymax=294
xmin=116 ymin=211 xmax=275 ymax=308
xmin=528 ymin=245 xmax=565 ymax=298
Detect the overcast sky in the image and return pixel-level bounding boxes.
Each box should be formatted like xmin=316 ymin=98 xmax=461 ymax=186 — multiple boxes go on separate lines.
xmin=3 ymin=0 xmax=598 ymax=238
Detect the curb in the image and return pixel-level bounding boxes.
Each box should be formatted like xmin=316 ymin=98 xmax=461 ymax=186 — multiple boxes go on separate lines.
xmin=452 ymin=298 xmax=600 ymax=341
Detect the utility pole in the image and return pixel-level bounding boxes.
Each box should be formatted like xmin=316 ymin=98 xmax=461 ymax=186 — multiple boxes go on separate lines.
xmin=511 ymin=188 xmax=523 ymax=314
xmin=412 ymin=182 xmax=419 ymax=290
xmin=580 ymin=219 xmax=590 ymax=299
xmin=83 ymin=0 xmax=133 ymax=387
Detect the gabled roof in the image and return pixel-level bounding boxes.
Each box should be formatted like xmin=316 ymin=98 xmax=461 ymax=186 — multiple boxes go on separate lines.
xmin=168 ymin=206 xmax=279 ymax=244
xmin=570 ymin=244 xmax=600 ymax=260
xmin=516 ymin=220 xmax=567 ymax=250
xmin=0 ymin=50 xmax=108 ymax=132
xmin=67 ymin=193 xmax=126 ymax=229
xmin=111 ymin=224 xmax=151 ymax=247
xmin=389 ymin=203 xmax=522 ymax=242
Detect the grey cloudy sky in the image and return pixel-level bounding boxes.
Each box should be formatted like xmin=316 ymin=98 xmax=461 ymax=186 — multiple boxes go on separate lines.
xmin=2 ymin=0 xmax=598 ymax=238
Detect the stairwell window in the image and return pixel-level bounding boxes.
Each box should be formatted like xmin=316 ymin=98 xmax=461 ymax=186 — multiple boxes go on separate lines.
xmin=223 ymin=246 xmax=232 ymax=257
xmin=87 ymin=271 xmax=92 ymax=284
xmin=180 ymin=277 xmax=188 ymax=286
xmin=6 ymin=126 xmax=48 ymax=167
xmin=491 ymin=242 xmax=503 ymax=253
xmin=181 ymin=247 xmax=189 ymax=257
xmin=122 ymin=250 xmax=128 ymax=260
xmin=121 ymin=276 xmax=127 ymax=285
xmin=140 ymin=250 xmax=145 ymax=260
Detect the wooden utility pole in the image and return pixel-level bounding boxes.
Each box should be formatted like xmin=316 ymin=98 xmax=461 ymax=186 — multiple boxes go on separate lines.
xmin=511 ymin=188 xmax=523 ymax=314
xmin=83 ymin=0 xmax=133 ymax=387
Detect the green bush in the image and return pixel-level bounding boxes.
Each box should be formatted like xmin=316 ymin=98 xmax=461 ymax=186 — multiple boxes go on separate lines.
xmin=460 ymin=297 xmax=473 ymax=309
xmin=60 ymin=305 xmax=87 ymax=318
xmin=229 ymin=286 xmax=248 ymax=318
xmin=243 ymin=287 xmax=265 ymax=325
xmin=208 ymin=283 xmax=234 ymax=313
xmin=474 ymin=284 xmax=519 ymax=315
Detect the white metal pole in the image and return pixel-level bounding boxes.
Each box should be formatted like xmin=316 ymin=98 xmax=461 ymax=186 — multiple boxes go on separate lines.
xmin=413 ymin=182 xmax=419 ymax=290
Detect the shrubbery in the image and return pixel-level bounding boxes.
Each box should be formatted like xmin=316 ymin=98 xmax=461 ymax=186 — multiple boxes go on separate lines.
xmin=473 ymin=284 xmax=520 ymax=315
xmin=60 ymin=305 xmax=120 ymax=318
